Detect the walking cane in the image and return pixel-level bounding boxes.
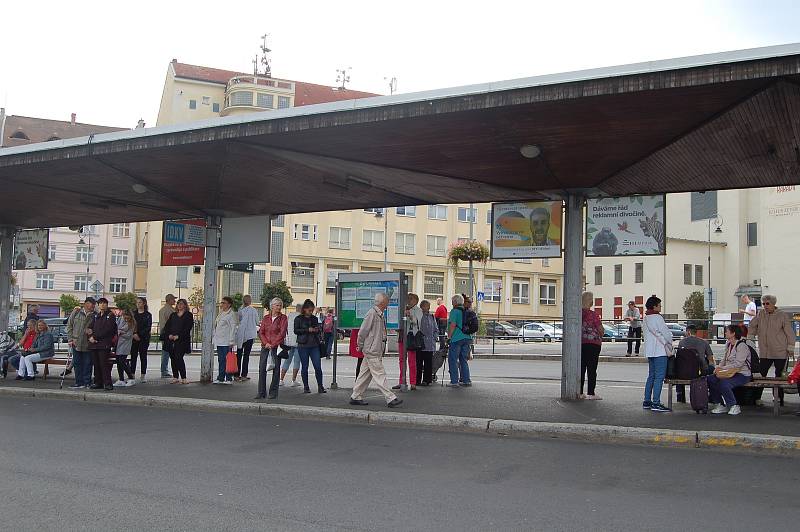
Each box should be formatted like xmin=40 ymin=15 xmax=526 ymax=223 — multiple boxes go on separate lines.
xmin=60 ymin=346 xmax=74 ymax=389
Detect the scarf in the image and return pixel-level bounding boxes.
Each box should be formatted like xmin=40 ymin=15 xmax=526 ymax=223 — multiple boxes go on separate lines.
xmin=645 ymin=309 xmax=659 ymax=315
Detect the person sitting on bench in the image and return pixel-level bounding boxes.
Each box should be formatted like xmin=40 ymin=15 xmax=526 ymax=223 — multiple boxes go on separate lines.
xmin=708 ymin=324 xmax=752 ymax=416
xmin=17 ymin=320 xmax=55 ymax=381
xmin=0 ymin=331 xmax=20 ymax=378
xmin=675 ymin=324 xmax=715 ymax=403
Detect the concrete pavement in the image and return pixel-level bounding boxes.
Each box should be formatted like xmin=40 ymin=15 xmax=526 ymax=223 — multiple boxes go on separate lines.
xmin=0 ymin=397 xmax=794 ymax=531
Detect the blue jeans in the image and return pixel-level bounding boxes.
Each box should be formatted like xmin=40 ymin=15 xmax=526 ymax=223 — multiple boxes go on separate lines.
xmin=448 ymin=339 xmax=471 ymax=385
xmin=161 ymin=349 xmax=171 ymax=376
xmin=216 ymin=345 xmax=233 ymax=382
xmin=298 ymin=345 xmax=323 ymax=390
xmin=708 ymin=372 xmax=751 ymax=406
xmin=72 ymin=349 xmax=93 ymax=386
xmin=281 ymin=347 xmax=300 ymax=371
xmin=324 ymin=332 xmax=334 ymax=357
xmin=644 ymin=356 xmax=668 ymax=404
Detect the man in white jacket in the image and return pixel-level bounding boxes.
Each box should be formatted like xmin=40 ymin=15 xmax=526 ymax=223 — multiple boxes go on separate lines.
xmin=236 ymin=295 xmax=260 ymax=381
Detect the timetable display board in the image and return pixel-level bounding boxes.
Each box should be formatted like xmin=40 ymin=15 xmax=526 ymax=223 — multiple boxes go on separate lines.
xmin=336 ymin=272 xmax=407 ymax=330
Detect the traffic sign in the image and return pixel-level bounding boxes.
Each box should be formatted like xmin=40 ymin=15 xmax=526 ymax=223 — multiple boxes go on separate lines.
xmin=476 ymin=291 xmax=485 ymax=302
xmin=89 ymin=280 xmax=104 ymax=299
xmin=220 ymin=262 xmax=255 ymax=273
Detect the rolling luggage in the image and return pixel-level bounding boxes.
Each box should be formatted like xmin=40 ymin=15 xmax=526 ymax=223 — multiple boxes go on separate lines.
xmin=689 ymin=376 xmax=709 ymax=414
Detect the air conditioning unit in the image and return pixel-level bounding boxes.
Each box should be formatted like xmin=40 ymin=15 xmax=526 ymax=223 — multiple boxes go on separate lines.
xmin=753 ymin=279 xmax=761 ymax=286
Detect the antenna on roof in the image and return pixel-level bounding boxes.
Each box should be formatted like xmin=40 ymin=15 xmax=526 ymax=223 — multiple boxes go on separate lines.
xmin=384 ymin=76 xmax=397 ymax=95
xmin=336 ymin=67 xmax=351 ymax=90
xmin=255 ymin=33 xmax=272 ymax=78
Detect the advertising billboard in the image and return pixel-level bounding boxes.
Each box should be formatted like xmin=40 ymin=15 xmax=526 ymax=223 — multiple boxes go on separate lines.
xmin=490 ymin=201 xmax=563 ymax=259
xmin=13 ymin=228 xmax=49 ymax=270
xmin=586 ymin=195 xmax=666 ymax=256
xmin=336 ymin=272 xmax=407 ymax=330
xmin=161 ymin=219 xmax=206 ymax=266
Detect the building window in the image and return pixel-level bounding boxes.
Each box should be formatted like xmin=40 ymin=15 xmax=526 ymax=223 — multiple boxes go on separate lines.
xmin=423 ymin=272 xmax=444 ymax=300
xmin=111 ymin=249 xmax=128 ymax=266
xmin=426 ymin=235 xmax=446 ymax=257
xmin=221 ymin=271 xmax=245 ymax=295
xmin=512 ymin=279 xmax=530 ymax=305
xmin=683 ymin=264 xmax=692 ymax=285
xmin=109 ymin=277 xmax=127 ymax=293
xmin=362 ymin=230 xmax=384 ymax=252
xmin=175 ymin=267 xmax=188 ymax=289
xmin=457 ymin=207 xmax=477 ymax=223
xmin=36 ymin=273 xmax=55 ymax=290
xmin=395 ymin=232 xmax=415 ymax=254
xmin=278 ymin=96 xmax=291 ymax=109
xmin=269 ymin=270 xmax=283 ymax=284
xmin=427 ymin=205 xmax=447 ymax=220
xmin=614 ymin=264 xmax=622 ymax=285
xmin=270 ymin=231 xmax=284 ymax=267
xmin=82 ymin=225 xmax=97 ymax=235
xmin=212 ymin=103 xmax=220 ymax=113
xmin=747 ymin=222 xmax=758 ymax=246
xmin=614 ymin=297 xmax=623 ymax=320
xmin=48 ymin=244 xmax=57 ymax=262
xmin=112 ymin=223 xmax=130 ymax=237
xmin=487 ymin=210 xmax=492 ymax=224
xmin=326 ymin=266 xmax=350 ymax=293
xmin=635 ymin=262 xmax=644 ymax=284
xmin=594 ymin=298 xmax=604 ymax=320
xmin=695 ymin=265 xmax=704 ymax=286
xmin=74 ymin=274 xmax=93 ymax=292
xmin=539 ymin=280 xmax=557 ymax=306
xmin=230 ymin=91 xmax=253 ymax=106
xmin=396 ymin=206 xmax=416 ymax=217
xmin=594 ymin=266 xmax=602 ymax=285
xmin=329 ymin=227 xmax=351 ymax=249
xmin=395 ymin=269 xmax=414 ymax=293
xmin=249 ymin=269 xmax=266 ymax=300
xmin=484 ymin=277 xmax=502 ymax=302
xmin=256 ymin=93 xmax=274 ymax=108
xmin=363 ymin=208 xmax=384 ymax=215
xmin=291 ymin=262 xmax=315 ymax=292
xmin=75 ymin=245 xmax=95 ymax=263
xmin=292 ymin=224 xmax=317 ymax=241
xmin=189 ymin=99 xmax=197 ymax=109
xmin=542 ymin=258 xmax=550 ymax=268
xmin=272 ymin=215 xmax=285 ymax=228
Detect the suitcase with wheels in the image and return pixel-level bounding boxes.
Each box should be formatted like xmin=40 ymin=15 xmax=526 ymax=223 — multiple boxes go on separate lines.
xmin=690 ymin=376 xmax=709 ymax=413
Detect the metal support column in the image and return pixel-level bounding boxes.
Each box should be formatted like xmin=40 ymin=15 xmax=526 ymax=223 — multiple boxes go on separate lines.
xmin=201 ymin=217 xmax=221 ymax=383
xmin=561 ymin=194 xmax=584 ymax=400
xmin=0 ymin=227 xmax=15 ymax=332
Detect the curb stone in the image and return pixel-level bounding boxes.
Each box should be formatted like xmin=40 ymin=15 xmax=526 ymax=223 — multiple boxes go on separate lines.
xmin=2 ymin=387 xmax=798 ymax=455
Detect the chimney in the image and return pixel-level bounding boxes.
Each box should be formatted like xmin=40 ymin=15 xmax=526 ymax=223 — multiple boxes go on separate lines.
xmin=70 ymin=113 xmax=76 ymax=125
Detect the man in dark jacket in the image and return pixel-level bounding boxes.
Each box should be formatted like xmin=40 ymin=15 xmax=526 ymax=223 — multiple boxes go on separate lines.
xmin=87 ymin=298 xmax=118 ymax=390
xmin=22 ymin=305 xmax=40 ymax=331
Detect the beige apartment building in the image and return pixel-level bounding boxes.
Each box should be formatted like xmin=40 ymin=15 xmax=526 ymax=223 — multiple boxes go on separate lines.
xmin=0 ymin=111 xmax=135 ymax=319
xmin=134 ymin=60 xmax=564 ymax=321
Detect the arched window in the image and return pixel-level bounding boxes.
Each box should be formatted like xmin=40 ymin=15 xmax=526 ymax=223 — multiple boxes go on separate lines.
xmin=10 ymin=130 xmax=29 ymax=140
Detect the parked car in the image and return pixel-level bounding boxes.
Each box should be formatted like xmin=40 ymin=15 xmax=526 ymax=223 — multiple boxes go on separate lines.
xmin=665 ymin=322 xmax=686 ymax=339
xmin=518 ymin=322 xmax=562 ymax=342
xmin=485 ymin=320 xmax=520 ymax=338
xmin=43 ymin=317 xmax=69 ymax=343
xmin=602 ymin=324 xmax=626 ymax=342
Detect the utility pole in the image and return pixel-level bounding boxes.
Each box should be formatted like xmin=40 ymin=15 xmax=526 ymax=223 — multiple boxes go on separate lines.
xmin=468 ymin=203 xmax=475 ymax=298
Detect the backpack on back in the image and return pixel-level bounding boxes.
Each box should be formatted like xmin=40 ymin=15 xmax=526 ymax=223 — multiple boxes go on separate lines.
xmin=673 ymin=346 xmax=702 ymax=380
xmin=323 ymin=315 xmax=334 ymax=334
xmin=736 ymin=339 xmax=760 ymax=374
xmin=461 ymin=309 xmax=479 ymax=336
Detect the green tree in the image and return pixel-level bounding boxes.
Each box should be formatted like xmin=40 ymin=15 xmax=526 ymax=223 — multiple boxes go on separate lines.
xmin=188 ymin=287 xmax=204 ymax=310
xmin=477 ymin=312 xmax=488 ymax=337
xmin=231 ymin=293 xmax=244 ymax=312
xmin=113 ymin=292 xmax=138 ymax=312
xmin=683 ymin=291 xmax=707 ymax=319
xmin=59 ymin=294 xmax=81 ymax=315
xmin=261 ymin=281 xmax=293 ymax=309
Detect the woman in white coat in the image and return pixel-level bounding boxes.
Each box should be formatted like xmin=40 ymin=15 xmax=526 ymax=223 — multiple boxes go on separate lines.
xmin=213 ymin=296 xmax=239 ymax=384
xmin=642 ymin=295 xmax=674 ymax=412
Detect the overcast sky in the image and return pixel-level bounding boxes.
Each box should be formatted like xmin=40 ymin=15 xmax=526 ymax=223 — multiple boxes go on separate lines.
xmin=2 ymin=0 xmax=799 ymax=128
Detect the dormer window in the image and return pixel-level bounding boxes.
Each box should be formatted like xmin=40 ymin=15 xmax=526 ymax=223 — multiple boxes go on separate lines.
xmin=10 ymin=130 xmax=29 ymax=140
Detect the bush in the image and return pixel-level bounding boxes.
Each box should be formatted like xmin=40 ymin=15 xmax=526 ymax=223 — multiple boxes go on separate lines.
xmin=113 ymin=292 xmax=138 ymax=312
xmin=188 ymin=287 xmax=204 ymax=310
xmin=261 ymin=281 xmax=293 ymax=309
xmin=59 ymin=294 xmax=81 ymax=315
xmin=231 ymin=293 xmax=244 ymax=312
xmin=683 ymin=291 xmax=707 ymax=320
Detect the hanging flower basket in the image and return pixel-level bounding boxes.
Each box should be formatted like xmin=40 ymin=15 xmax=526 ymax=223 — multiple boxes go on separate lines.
xmin=447 ymin=241 xmax=490 ymax=268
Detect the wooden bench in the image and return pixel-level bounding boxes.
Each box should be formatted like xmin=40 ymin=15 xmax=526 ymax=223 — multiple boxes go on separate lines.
xmin=665 ymin=377 xmax=796 ymax=416
xmin=41 ymin=355 xmax=117 ymax=380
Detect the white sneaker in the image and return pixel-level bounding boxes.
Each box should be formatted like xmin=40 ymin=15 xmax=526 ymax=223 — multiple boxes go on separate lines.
xmin=113 ymin=380 xmax=126 ymax=387
xmin=291 ymin=380 xmax=300 ymax=387
xmin=711 ymin=405 xmax=729 ymax=414
xmin=709 ymin=402 xmax=720 ymax=409
xmin=140 ymin=376 xmax=147 ymax=384
xmin=223 ymin=380 xmax=233 ymax=385
xmin=126 ymin=379 xmax=136 ymax=387
xmin=586 ymin=395 xmax=602 ymax=401
xmin=212 ymin=379 xmax=223 ymax=384
xmin=279 ymin=380 xmax=285 ymax=386
xmin=728 ymin=405 xmax=742 ymax=416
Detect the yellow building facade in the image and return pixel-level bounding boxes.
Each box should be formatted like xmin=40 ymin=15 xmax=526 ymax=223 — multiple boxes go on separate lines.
xmin=135 ymin=60 xmax=564 ymax=321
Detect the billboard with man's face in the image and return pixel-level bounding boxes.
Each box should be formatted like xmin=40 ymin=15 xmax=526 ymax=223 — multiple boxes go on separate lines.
xmin=490 ymin=201 xmax=563 ymax=259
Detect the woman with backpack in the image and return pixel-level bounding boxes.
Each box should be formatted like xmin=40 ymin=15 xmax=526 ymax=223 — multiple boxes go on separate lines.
xmin=642 ymin=295 xmax=673 ymax=412
xmin=446 ymin=294 xmax=472 ymax=387
xmin=707 ymin=324 xmax=753 ymax=416
xmin=580 ymin=291 xmax=603 ymax=400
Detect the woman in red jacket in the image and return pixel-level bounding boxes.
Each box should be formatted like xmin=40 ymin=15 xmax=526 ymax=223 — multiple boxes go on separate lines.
xmin=255 ymin=298 xmax=288 ymax=400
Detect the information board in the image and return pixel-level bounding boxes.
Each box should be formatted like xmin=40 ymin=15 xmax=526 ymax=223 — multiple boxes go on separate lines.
xmin=161 ymin=219 xmax=206 ymax=266
xmin=336 ymin=272 xmax=407 ymax=330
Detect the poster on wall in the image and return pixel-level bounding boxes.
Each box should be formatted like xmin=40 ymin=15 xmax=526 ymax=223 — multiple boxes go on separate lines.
xmin=161 ymin=219 xmax=206 ymax=266
xmin=490 ymin=201 xmax=563 ymax=259
xmin=13 ymin=229 xmax=49 ymax=270
xmin=585 ymin=195 xmax=666 ymax=256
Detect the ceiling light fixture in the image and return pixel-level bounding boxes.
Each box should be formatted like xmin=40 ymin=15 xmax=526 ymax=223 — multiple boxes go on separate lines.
xmin=520 ymin=144 xmax=541 ymax=159
xmin=132 ymin=183 xmax=148 ymax=194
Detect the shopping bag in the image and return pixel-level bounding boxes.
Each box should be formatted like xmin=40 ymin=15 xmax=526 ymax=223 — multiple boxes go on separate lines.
xmin=225 ymin=350 xmax=238 ymax=374
xmin=788 ymin=364 xmax=800 ymax=385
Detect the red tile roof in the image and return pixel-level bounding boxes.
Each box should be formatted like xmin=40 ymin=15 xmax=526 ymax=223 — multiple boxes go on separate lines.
xmin=171 ymin=61 xmax=379 ymax=106
xmin=2 ymin=115 xmax=126 ymax=148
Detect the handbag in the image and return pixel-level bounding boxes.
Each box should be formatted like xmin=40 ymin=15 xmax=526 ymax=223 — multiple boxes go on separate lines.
xmin=276 ymin=344 xmax=290 ymax=359
xmin=715 ymin=367 xmax=739 ymax=379
xmin=788 ymin=364 xmax=800 ymax=385
xmin=225 ymin=349 xmax=238 ymax=374
xmin=406 ymin=330 xmax=425 ymax=351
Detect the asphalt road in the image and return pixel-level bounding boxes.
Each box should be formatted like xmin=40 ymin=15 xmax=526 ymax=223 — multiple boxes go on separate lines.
xmin=0 ymin=397 xmax=793 ymax=531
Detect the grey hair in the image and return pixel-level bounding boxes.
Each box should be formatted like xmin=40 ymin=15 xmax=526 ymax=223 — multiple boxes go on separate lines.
xmin=762 ymin=294 xmax=777 ymax=305
xmin=452 ymin=294 xmax=464 ymax=306
xmin=269 ymin=297 xmax=284 ymax=308
xmin=374 ymin=292 xmax=389 ymax=304
xmin=582 ymin=291 xmax=594 ymax=309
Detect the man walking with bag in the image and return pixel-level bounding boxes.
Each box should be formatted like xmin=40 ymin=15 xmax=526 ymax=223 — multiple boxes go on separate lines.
xmin=349 ymin=293 xmax=403 ymax=408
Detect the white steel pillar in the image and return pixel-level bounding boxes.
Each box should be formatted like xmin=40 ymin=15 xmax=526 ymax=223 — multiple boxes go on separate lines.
xmin=561 ymin=195 xmax=584 ymax=400
xmin=201 ymin=217 xmax=221 ymax=383
xmin=0 ymin=227 xmax=14 ymax=331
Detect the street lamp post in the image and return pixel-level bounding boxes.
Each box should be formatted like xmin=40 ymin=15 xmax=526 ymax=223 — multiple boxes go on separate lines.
xmin=78 ymin=227 xmax=91 ymax=300
xmin=375 ymin=209 xmax=388 ymax=271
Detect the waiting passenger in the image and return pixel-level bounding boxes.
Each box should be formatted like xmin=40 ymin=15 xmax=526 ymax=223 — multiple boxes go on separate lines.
xmin=642 ymin=295 xmax=673 ymax=412
xmin=675 ymin=324 xmax=715 ymax=403
xmin=708 ymin=324 xmax=753 ymax=415
xmin=17 ymin=320 xmax=55 ymax=381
